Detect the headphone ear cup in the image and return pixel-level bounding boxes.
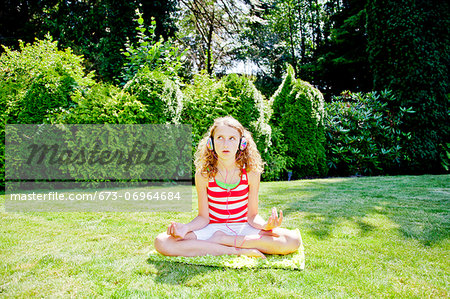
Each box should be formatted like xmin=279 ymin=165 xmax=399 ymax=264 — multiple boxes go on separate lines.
xmin=239 ymin=137 xmax=248 ymax=151
xmin=207 ymin=137 xmax=214 ymax=151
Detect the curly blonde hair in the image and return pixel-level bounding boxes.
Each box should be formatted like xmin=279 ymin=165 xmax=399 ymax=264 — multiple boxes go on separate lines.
xmin=194 ymin=116 xmax=265 ymax=178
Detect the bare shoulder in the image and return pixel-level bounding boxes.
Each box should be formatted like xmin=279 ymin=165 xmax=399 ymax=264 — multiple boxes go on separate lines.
xmin=195 ymin=170 xmax=209 ymax=185
xmin=246 ymin=169 xmax=261 ymax=185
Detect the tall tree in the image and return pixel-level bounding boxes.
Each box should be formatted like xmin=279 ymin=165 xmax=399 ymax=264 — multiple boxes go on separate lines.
xmin=176 ymin=0 xmax=249 ymax=75
xmin=0 ymin=0 xmax=53 ymax=48
xmin=305 ymin=0 xmax=371 ymax=100
xmin=237 ymin=0 xmax=326 ymax=80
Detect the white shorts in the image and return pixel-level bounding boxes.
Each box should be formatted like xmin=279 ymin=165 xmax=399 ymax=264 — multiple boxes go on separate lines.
xmin=192 ymin=222 xmax=262 ymax=241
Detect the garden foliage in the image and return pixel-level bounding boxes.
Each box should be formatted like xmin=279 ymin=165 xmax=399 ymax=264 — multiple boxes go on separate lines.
xmin=366 ymin=0 xmax=449 ymax=172
xmin=268 ymin=65 xmax=327 ymax=180
xmin=0 ymin=36 xmax=94 ymax=124
xmin=120 ymin=12 xmax=186 ymax=84
xmin=325 ymin=90 xmax=414 ymax=176
xmin=0 ymin=36 xmax=94 ymax=188
xmin=181 ymin=73 xmax=271 ymax=155
xmin=47 ymin=84 xmax=148 ymax=124
xmin=3 ymin=33 xmax=440 ymax=186
xmin=220 ymin=74 xmax=271 ymax=153
xmin=124 ymin=68 xmax=183 ymax=124
xmin=48 ymin=70 xmax=183 ymax=126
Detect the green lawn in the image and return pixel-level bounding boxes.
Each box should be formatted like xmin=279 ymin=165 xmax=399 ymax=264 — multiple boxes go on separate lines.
xmin=0 ymin=175 xmax=449 ymax=298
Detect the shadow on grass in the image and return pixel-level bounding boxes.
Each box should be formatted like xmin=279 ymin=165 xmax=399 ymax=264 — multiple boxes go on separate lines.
xmin=261 ymin=175 xmax=450 ymax=246
xmin=147 ymin=260 xmax=218 ymax=285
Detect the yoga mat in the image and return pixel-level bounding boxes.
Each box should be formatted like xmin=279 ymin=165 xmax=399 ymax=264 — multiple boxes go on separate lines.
xmin=147 ymin=244 xmax=305 ymax=271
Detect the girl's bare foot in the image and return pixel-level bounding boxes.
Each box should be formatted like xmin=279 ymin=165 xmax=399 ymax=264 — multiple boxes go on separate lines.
xmin=207 ymin=230 xmax=227 ymax=244
xmin=207 ymin=231 xmax=266 ymax=258
xmin=237 ymin=248 xmax=266 ymax=259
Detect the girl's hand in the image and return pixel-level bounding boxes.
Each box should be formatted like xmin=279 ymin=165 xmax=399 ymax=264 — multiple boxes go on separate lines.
xmin=263 ymin=207 xmax=283 ymax=231
xmin=167 ymin=222 xmax=189 ymax=239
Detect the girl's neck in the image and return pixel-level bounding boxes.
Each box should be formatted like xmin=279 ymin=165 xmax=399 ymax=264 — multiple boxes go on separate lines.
xmin=216 ymin=159 xmax=239 ymax=172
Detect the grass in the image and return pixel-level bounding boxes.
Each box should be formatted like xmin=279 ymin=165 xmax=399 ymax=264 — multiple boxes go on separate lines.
xmin=0 ymin=174 xmax=449 ymax=298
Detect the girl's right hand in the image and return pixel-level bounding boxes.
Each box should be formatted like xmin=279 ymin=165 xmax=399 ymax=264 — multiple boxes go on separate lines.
xmin=167 ymin=222 xmax=188 ymax=239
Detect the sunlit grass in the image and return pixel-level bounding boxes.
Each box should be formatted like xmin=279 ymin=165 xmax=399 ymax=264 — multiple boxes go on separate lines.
xmin=0 ymin=174 xmax=448 ymax=297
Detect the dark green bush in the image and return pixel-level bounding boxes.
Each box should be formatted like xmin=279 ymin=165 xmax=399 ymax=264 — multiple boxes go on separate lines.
xmin=50 ymin=69 xmax=183 ymax=125
xmin=268 ymin=65 xmax=327 ymax=180
xmin=261 ymin=126 xmax=292 ymax=181
xmin=263 ymin=67 xmax=296 ymax=181
xmin=325 ymin=90 xmax=414 ymax=176
xmin=0 ymin=36 xmax=94 ymax=124
xmin=33 ymin=82 xmax=187 ymax=188
xmin=181 ymin=73 xmax=226 ymax=146
xmin=366 ymin=0 xmax=449 ymax=173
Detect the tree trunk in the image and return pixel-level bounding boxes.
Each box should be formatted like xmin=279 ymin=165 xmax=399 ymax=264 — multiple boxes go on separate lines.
xmin=288 ymin=2 xmax=297 ymax=72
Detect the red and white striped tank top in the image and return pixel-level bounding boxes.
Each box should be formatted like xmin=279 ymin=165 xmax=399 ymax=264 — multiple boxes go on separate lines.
xmin=207 ymin=168 xmax=249 ymax=224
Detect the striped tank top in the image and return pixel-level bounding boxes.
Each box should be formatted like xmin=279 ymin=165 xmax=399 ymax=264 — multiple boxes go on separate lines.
xmin=207 ymin=168 xmax=249 ymax=223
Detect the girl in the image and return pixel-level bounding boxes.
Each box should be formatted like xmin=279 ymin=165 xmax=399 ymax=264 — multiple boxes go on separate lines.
xmin=154 ymin=116 xmax=301 ymax=258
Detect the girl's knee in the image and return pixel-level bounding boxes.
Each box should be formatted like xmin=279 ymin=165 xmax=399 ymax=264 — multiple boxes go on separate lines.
xmin=285 ymin=229 xmax=302 ymax=254
xmin=276 ymin=228 xmax=302 ymax=255
xmin=289 ymin=232 xmax=302 ymax=252
xmin=154 ymin=232 xmax=172 ymax=256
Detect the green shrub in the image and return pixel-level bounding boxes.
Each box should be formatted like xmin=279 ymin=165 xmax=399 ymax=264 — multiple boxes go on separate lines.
xmin=120 ymin=12 xmax=186 ymax=84
xmin=53 ymin=68 xmax=183 ymax=125
xmin=182 ymin=73 xmax=271 ymax=152
xmin=0 ymin=35 xmax=94 ymax=189
xmin=263 ymin=67 xmax=296 ymax=181
xmin=220 ymin=74 xmax=271 ymax=154
xmin=29 ymin=82 xmax=186 ymax=189
xmin=48 ymin=83 xmax=149 ymax=124
xmin=260 ymin=126 xmax=293 ymax=181
xmin=325 ymin=90 xmax=413 ymax=176
xmin=181 ymin=73 xmax=226 ymax=146
xmin=124 ymin=67 xmax=183 ymax=124
xmin=268 ymin=65 xmax=327 ymax=180
xmin=0 ymin=36 xmax=94 ymax=124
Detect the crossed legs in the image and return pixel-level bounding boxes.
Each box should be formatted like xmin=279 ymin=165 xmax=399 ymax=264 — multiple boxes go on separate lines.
xmin=154 ymin=227 xmax=301 ymax=258
xmin=208 ymin=227 xmax=301 ymax=255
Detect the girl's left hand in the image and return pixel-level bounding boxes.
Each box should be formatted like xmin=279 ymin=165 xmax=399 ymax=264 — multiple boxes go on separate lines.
xmin=263 ymin=207 xmax=283 ymax=231
xmin=167 ymin=222 xmax=188 ymax=239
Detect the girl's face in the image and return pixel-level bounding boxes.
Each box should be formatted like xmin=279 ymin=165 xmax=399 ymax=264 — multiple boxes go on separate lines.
xmin=213 ymin=125 xmax=241 ymax=159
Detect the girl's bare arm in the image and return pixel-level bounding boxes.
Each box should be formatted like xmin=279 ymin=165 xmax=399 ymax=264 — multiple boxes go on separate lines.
xmin=186 ymin=170 xmax=210 ymax=231
xmin=167 ymin=171 xmax=210 ymax=238
xmin=246 ymin=170 xmax=282 ymax=230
